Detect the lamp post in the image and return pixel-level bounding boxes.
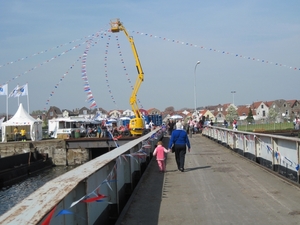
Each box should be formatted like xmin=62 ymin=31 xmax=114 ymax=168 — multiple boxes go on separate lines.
xmin=194 ymin=61 xmax=201 ymax=115
xmin=231 ymin=91 xmax=236 ymax=105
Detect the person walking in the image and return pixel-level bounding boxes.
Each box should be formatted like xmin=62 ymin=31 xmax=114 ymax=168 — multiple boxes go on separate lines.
xmin=153 ymin=141 xmax=170 ymax=173
xmin=168 ymin=123 xmax=191 ymax=172
xmin=167 ymin=119 xmax=175 ymax=135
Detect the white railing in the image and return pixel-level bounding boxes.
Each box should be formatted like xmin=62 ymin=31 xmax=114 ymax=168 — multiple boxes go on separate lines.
xmin=202 ymin=126 xmax=300 ymax=183
xmin=0 ymin=129 xmax=163 ymax=225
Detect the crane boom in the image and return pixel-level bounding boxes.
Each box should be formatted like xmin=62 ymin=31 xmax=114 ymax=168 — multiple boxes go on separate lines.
xmin=110 ymin=19 xmax=145 ymax=135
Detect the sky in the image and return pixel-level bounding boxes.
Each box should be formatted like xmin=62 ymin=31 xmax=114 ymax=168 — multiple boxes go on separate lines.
xmin=0 ymin=0 xmax=300 ymax=115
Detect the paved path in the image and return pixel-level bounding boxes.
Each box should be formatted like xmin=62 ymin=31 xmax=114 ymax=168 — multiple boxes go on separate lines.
xmin=117 ymin=134 xmax=300 ymax=225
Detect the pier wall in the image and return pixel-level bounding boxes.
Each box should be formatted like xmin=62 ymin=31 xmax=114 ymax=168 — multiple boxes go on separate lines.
xmin=0 ymin=139 xmax=118 ymax=166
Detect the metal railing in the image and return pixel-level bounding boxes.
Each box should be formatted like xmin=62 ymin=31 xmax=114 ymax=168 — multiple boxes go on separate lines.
xmin=202 ymin=126 xmax=300 ymax=183
xmin=0 ymin=129 xmax=163 ymax=225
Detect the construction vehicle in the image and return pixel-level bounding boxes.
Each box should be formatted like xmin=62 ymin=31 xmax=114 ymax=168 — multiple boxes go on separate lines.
xmin=110 ymin=19 xmax=145 ymax=136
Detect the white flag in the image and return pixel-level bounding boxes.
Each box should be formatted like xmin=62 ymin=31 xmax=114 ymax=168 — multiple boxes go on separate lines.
xmin=0 ymin=84 xmax=8 ymax=96
xmin=16 ymin=84 xmax=28 ymax=97
xmin=8 ymin=85 xmax=19 ymax=98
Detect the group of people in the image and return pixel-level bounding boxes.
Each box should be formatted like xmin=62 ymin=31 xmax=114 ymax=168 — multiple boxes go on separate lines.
xmin=83 ymin=120 xmax=130 ymax=139
xmin=167 ymin=118 xmax=204 ymax=136
xmin=153 ymin=122 xmax=191 ymax=173
xmin=13 ymin=126 xmax=27 ymax=141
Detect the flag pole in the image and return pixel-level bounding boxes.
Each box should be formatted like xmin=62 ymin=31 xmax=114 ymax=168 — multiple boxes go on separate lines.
xmin=6 ymin=84 xmax=8 ymax=121
xmin=27 ymin=83 xmax=30 ymax=113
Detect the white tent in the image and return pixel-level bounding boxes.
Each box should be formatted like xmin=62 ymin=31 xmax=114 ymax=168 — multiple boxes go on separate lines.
xmin=1 ymin=103 xmax=42 ymax=142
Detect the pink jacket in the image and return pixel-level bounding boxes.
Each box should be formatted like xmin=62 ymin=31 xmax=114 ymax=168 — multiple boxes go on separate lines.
xmin=153 ymin=145 xmax=169 ymax=160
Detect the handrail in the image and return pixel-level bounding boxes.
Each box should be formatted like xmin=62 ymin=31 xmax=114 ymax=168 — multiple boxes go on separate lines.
xmin=0 ymin=129 xmax=162 ymax=224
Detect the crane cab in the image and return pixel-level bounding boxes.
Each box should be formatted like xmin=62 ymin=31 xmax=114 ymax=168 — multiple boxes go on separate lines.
xmin=110 ymin=19 xmax=121 ymax=33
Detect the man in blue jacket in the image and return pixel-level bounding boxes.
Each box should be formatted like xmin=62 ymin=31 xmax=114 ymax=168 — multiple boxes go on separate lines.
xmin=168 ymin=123 xmax=191 ymax=172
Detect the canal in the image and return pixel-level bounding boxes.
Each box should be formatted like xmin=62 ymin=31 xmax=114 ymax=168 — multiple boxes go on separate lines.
xmin=0 ymin=165 xmax=76 ymax=216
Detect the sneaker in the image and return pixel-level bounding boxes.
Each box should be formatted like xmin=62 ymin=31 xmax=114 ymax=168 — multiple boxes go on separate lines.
xmin=180 ymin=168 xmax=184 ymax=172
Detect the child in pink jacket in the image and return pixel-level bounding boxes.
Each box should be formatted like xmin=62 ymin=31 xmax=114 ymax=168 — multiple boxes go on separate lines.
xmin=153 ymin=141 xmax=170 ymax=172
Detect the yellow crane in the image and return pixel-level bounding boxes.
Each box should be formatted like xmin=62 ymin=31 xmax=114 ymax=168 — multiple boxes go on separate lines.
xmin=110 ymin=19 xmax=145 ymax=136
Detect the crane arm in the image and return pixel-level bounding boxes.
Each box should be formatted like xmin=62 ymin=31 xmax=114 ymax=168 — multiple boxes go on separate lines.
xmin=110 ymin=19 xmax=144 ymax=119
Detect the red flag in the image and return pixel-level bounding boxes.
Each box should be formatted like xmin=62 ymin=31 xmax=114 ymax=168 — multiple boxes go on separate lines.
xmin=41 ymin=206 xmax=57 ymax=225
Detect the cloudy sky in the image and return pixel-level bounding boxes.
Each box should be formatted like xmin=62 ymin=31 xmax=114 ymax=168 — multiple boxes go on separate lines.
xmin=0 ymin=0 xmax=299 ymax=114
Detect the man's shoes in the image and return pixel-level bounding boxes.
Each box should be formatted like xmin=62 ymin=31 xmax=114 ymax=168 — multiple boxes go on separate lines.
xmin=180 ymin=168 xmax=184 ymax=172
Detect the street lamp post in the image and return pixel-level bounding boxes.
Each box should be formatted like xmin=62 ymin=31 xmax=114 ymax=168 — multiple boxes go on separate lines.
xmin=231 ymin=91 xmax=236 ymax=105
xmin=194 ymin=61 xmax=201 ymax=115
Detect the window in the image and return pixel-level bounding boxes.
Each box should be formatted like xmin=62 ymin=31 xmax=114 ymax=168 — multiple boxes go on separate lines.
xmin=273 ymin=105 xmax=275 ymax=108
xmin=261 ymin=105 xmax=264 ymax=109
xmin=263 ymin=111 xmax=266 ymax=117
xmin=286 ymin=110 xmax=289 ymax=115
xmin=242 ymin=113 xmax=246 ymax=116
xmin=50 ymin=111 xmax=53 ymax=117
xmin=283 ymin=104 xmax=286 ymax=107
xmin=83 ymin=110 xmax=87 ymax=115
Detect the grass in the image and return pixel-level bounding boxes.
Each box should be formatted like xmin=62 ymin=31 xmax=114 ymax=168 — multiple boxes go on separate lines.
xmin=235 ymin=122 xmax=294 ymax=132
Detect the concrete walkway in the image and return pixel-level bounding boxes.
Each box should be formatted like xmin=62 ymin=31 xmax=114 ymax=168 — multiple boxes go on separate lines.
xmin=117 ymin=134 xmax=300 ymax=225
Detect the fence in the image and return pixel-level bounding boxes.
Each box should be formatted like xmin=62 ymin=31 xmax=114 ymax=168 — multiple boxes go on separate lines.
xmin=0 ymin=129 xmax=163 ymax=225
xmin=202 ymin=126 xmax=300 ymax=184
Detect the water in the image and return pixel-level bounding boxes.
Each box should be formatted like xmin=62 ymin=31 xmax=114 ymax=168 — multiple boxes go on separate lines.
xmin=0 ymin=166 xmax=75 ymax=216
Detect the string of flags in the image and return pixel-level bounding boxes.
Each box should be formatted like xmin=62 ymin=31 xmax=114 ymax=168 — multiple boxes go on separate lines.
xmin=0 ymin=33 xmax=98 ymax=69
xmin=41 ymin=130 xmax=161 ymax=225
xmin=225 ymin=131 xmax=299 ymax=172
xmin=44 ymin=31 xmax=107 ymax=110
xmin=254 ymin=136 xmax=299 ymax=170
xmin=1 ymin=39 xmax=88 ymax=87
xmin=81 ymin=38 xmax=98 ymax=109
xmin=113 ymin=34 xmax=144 ymax=109
xmin=104 ymin=35 xmax=118 ymax=108
xmin=44 ymin=56 xmax=82 ymax=110
xmin=129 ymin=30 xmax=300 ymax=71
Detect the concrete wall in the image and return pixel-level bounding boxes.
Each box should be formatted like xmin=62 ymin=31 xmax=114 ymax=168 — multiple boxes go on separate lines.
xmin=0 ymin=140 xmax=89 ymax=166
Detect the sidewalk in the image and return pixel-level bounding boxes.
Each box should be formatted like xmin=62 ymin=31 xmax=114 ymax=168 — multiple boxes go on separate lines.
xmin=117 ymin=134 xmax=300 ymax=225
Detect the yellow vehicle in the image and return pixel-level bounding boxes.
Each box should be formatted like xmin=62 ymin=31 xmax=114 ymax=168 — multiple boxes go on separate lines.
xmin=110 ymin=19 xmax=145 ymax=136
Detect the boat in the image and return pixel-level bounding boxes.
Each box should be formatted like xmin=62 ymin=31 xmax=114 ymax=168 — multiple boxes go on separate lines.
xmin=0 ymin=151 xmax=54 ymax=188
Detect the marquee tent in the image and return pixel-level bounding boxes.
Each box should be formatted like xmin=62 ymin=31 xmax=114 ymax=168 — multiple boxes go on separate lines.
xmin=1 ymin=103 xmax=42 ymax=142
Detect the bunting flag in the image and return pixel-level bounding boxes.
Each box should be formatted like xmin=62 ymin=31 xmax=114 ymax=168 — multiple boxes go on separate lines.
xmin=129 ymin=30 xmax=300 ymax=71
xmin=41 ymin=206 xmax=57 ymax=225
xmin=0 ymin=84 xmax=8 ymax=96
xmin=113 ymin=34 xmax=143 ymax=109
xmin=44 ymin=56 xmax=81 ymax=110
xmin=255 ymin=136 xmax=299 ymax=170
xmin=47 ymin=130 xmax=162 ymax=223
xmin=2 ymin=41 xmax=85 ymax=87
xmin=103 ymin=35 xmax=118 ymax=108
xmin=80 ymin=31 xmax=105 ymax=109
xmin=81 ymin=194 xmax=106 ymax=203
xmin=0 ymin=32 xmax=100 ymax=69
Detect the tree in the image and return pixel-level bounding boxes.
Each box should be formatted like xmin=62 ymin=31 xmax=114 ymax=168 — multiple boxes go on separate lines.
xmin=164 ymin=106 xmax=175 ymax=114
xmin=225 ymin=105 xmax=239 ymax=122
xmin=246 ymin=108 xmax=254 ymax=123
xmin=268 ymin=108 xmax=278 ymax=123
xmin=31 ymin=110 xmax=44 ymax=115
